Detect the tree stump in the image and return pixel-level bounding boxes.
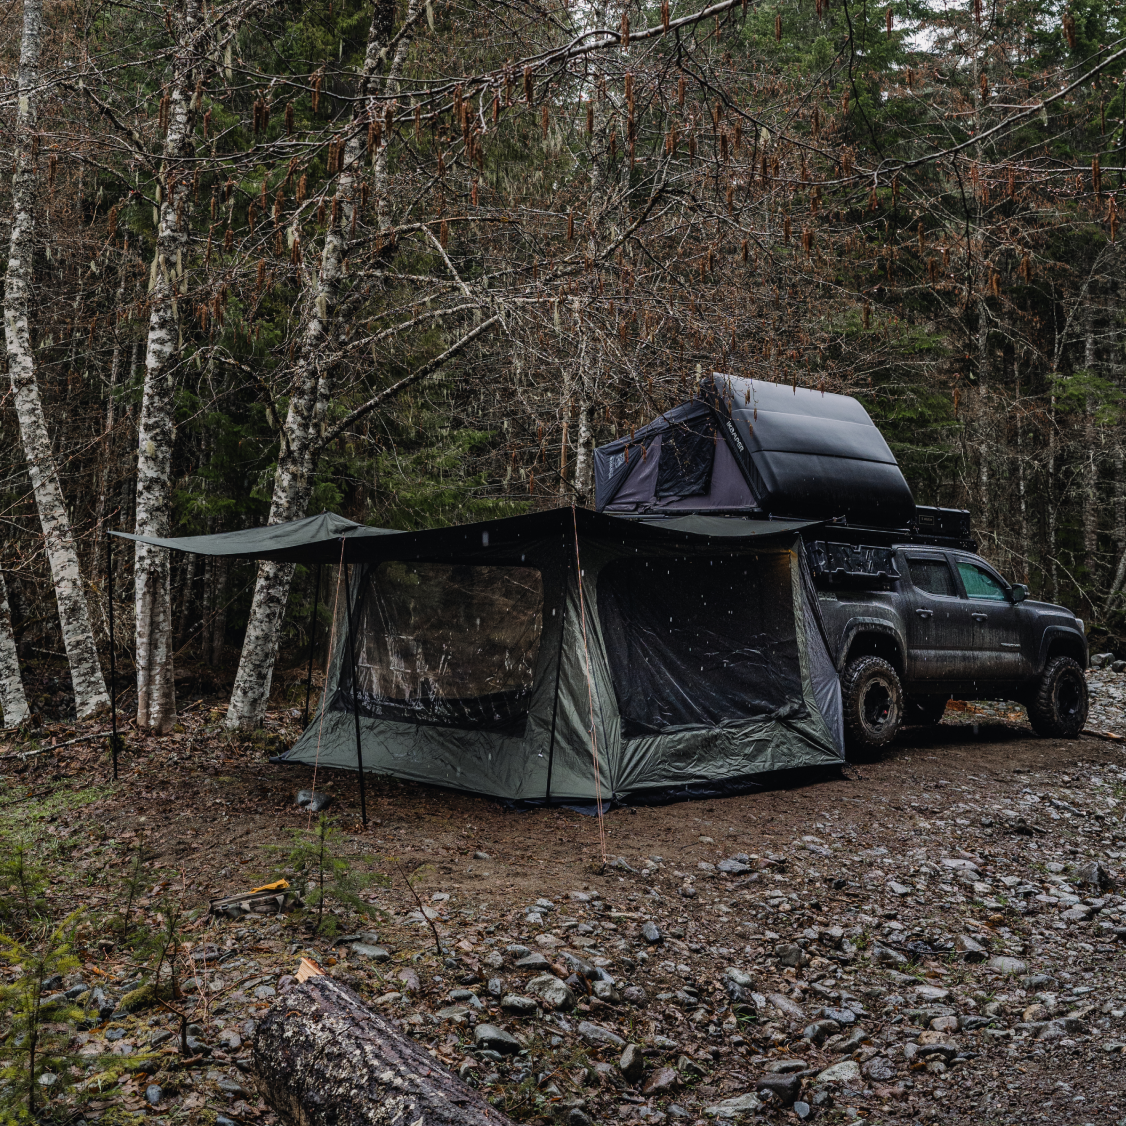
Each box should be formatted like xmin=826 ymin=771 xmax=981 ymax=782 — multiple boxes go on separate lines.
xmin=252 ymin=972 xmax=520 ymax=1126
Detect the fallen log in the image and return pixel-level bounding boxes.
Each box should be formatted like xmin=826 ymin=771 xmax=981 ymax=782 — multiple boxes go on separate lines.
xmin=252 ymin=966 xmax=520 ymax=1126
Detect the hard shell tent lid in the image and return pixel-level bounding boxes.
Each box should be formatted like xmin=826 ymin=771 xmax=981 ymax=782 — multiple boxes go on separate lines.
xmin=114 ymin=507 xmax=844 ymax=803
xmin=595 ymin=374 xmax=917 ymax=529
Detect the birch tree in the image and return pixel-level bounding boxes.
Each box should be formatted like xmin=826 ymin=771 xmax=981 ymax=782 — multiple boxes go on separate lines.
xmin=133 ymin=0 xmax=205 ymax=733
xmin=2 ymin=0 xmax=108 ymax=720
xmin=224 ymin=0 xmax=423 ymax=731
xmin=0 ymin=572 xmax=30 ymax=728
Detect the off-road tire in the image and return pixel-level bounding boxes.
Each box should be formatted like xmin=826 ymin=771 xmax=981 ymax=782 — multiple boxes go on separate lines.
xmin=904 ymin=696 xmax=948 ymax=727
xmin=842 ymin=656 xmax=903 ymax=754
xmin=1028 ymin=656 xmax=1088 ymax=738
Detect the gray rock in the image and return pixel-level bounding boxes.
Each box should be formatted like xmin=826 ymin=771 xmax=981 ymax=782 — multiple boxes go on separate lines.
xmin=643 ymin=1066 xmax=680 ymax=1095
xmin=218 ymin=1077 xmax=247 ymax=1097
xmin=473 ymin=851 xmax=491 ymax=860
xmin=678 ymin=885 xmax=697 ymax=899
xmin=725 ymin=967 xmax=754 ymax=988
xmin=915 ymin=985 xmax=950 ymax=1002
xmin=1092 ymin=652 xmax=1115 ymax=668
xmin=149 ymin=1030 xmax=173 ymax=1048
xmin=620 ymin=1043 xmax=645 ymax=1083
xmin=64 ymin=982 xmax=88 ymax=999
xmin=767 ymin=993 xmax=806 ymax=1021
xmin=704 ymin=1092 xmax=764 ymax=1118
xmin=351 ymin=943 xmax=391 ymax=962
xmin=254 ymin=985 xmax=276 ymax=1001
xmin=775 ymin=943 xmax=811 ymax=968
xmin=622 ymin=985 xmax=648 ymax=1005
xmin=862 ymin=1055 xmax=896 ymax=1081
xmin=1114 ymin=661 xmax=1126 ymax=673
xmin=1076 ymin=859 xmax=1111 ymax=888
xmin=145 ymin=1084 xmax=162 ymax=1105
xmin=986 ymin=955 xmax=1028 ymax=974
xmin=794 ymin=1100 xmax=811 ymax=1120
xmin=815 ymin=1059 xmax=861 ymax=1085
xmin=916 ymin=1042 xmax=958 ymax=1062
xmin=592 ymin=980 xmax=619 ymax=1004
xmin=819 ymin=1006 xmax=857 ymax=1025
xmin=219 ymin=1029 xmax=242 ymax=1051
xmin=487 ymin=977 xmax=504 ymax=997
xmin=106 ymin=1028 xmax=126 ymax=1042
xmin=887 ymin=881 xmax=912 ymax=896
xmin=473 ymin=1024 xmax=521 ymax=1054
xmin=296 ymin=789 xmax=332 ymax=812
xmin=1061 ymin=905 xmax=1092 ymax=922
xmin=871 ymin=945 xmax=908 ymax=966
xmin=506 ymin=944 xmax=531 ymax=958
xmin=717 ymin=858 xmax=751 ymax=875
xmin=754 ymin=1073 xmax=801 ymax=1104
xmin=803 ymin=1019 xmax=841 ymax=1045
xmin=565 ymin=1111 xmax=594 ymax=1126
xmin=578 ymin=1020 xmax=626 ymax=1048
xmin=526 ymin=974 xmax=575 ymax=1011
xmin=955 ymin=934 xmax=988 ymax=962
xmin=767 ymin=1059 xmax=807 ymax=1073
xmin=641 ymin=921 xmax=662 ymax=944
xmin=500 ymin=994 xmax=538 ymax=1015
xmin=216 ymin=1117 xmax=238 ymax=1126
xmin=514 ymin=952 xmax=551 ymax=971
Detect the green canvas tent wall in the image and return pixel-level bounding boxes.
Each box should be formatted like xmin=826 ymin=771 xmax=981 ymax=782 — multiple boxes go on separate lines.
xmin=114 ymin=507 xmax=844 ymax=803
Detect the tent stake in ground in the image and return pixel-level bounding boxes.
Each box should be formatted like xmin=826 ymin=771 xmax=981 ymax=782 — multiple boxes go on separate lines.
xmin=342 ymin=554 xmax=367 ymax=826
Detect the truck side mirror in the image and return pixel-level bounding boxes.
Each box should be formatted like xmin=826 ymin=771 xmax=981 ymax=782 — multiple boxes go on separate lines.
xmin=1010 ymin=584 xmax=1028 ymax=603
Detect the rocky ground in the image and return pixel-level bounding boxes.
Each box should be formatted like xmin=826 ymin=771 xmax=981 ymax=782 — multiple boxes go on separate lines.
xmin=4 ymin=684 xmax=1126 ymax=1126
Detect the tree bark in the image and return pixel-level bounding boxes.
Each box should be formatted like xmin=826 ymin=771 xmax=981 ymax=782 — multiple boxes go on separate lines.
xmin=134 ymin=0 xmax=204 ymax=732
xmin=3 ymin=0 xmax=109 ymax=720
xmin=0 ymin=572 xmax=30 ymax=728
xmin=225 ymin=0 xmax=420 ymax=731
xmin=253 ymin=975 xmax=520 ymax=1126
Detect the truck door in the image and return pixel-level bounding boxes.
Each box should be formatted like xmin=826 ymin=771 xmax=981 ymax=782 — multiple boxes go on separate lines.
xmin=952 ymin=558 xmax=1029 ymax=681
xmin=902 ymin=553 xmax=974 ymax=683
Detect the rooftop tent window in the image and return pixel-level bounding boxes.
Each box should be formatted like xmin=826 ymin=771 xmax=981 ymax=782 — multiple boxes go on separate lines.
xmin=656 ymin=414 xmax=716 ymax=498
xmin=597 ymin=553 xmax=803 ymax=738
xmin=335 ymin=562 xmax=544 ymax=732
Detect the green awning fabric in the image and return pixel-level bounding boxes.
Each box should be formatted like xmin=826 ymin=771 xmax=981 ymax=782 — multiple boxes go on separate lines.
xmin=109 ymin=508 xmax=818 ymax=563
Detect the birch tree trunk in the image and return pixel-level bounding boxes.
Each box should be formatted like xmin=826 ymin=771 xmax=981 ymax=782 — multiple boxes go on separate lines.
xmin=134 ymin=0 xmax=203 ymax=733
xmin=0 ymin=572 xmax=30 ymax=729
xmin=3 ymin=0 xmax=109 ymax=720
xmin=225 ymin=0 xmax=420 ymax=731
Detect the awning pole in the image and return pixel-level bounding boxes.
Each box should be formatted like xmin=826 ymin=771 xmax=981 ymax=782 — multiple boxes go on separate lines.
xmin=342 ymin=557 xmax=368 ymax=826
xmin=107 ymin=536 xmax=118 ymax=781
xmin=303 ymin=563 xmax=322 ymax=727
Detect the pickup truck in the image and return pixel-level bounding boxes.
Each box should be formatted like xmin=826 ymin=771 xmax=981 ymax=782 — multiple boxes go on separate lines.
xmin=816 ymin=545 xmax=1089 ymax=752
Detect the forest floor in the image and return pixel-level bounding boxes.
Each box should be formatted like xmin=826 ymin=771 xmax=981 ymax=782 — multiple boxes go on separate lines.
xmin=3 ymin=671 xmax=1126 ymax=1126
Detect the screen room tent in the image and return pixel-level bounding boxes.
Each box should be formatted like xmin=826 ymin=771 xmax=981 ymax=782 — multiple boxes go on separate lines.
xmin=114 ymin=506 xmax=844 ymax=807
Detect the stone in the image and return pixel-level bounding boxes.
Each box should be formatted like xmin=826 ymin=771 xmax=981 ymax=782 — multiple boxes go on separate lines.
xmin=219 ymin=1029 xmax=242 ymax=1051
xmin=295 ymin=789 xmax=332 ymax=812
xmin=767 ymin=993 xmax=806 ymax=1021
xmin=473 ymin=851 xmax=491 ymax=860
xmin=642 ymin=1066 xmax=680 ymax=1095
xmin=106 ymin=1028 xmax=126 ymax=1042
xmin=578 ymin=1021 xmax=626 ymax=1048
xmin=775 ymin=943 xmax=811 ymax=968
xmin=500 ymin=994 xmax=538 ymax=1015
xmin=767 ymin=1059 xmax=807 ymax=1073
xmin=351 ymin=943 xmax=391 ymax=962
xmin=527 ymin=974 xmax=576 ymax=1011
xmin=641 ymin=921 xmax=662 ymax=944
xmin=754 ymin=1073 xmax=801 ymax=1104
xmin=145 ymin=1085 xmax=162 ymax=1106
xmin=506 ymin=944 xmax=531 ymax=958
xmin=986 ymin=955 xmax=1027 ymax=974
xmin=592 ymin=980 xmax=619 ymax=1003
xmin=819 ymin=1006 xmax=857 ymax=1025
xmin=793 ymin=1101 xmax=811 ymax=1120
xmin=149 ymin=1030 xmax=173 ymax=1048
xmin=815 ymin=1059 xmax=861 ymax=1085
xmin=802 ymin=1019 xmax=841 ymax=1045
xmin=622 ymin=985 xmax=648 ymax=1005
xmin=254 ymin=985 xmax=276 ymax=1001
xmin=915 ymin=985 xmax=950 ymax=1002
xmin=217 ymin=1077 xmax=247 ymax=1097
xmin=651 ymin=1035 xmax=679 ymax=1050
xmin=704 ymin=1092 xmax=764 ymax=1118
xmin=1092 ymin=652 xmax=1115 ymax=668
xmin=487 ymin=977 xmax=504 ymax=997
xmin=887 ymin=881 xmax=912 ymax=896
xmin=717 ymin=858 xmax=751 ymax=874
xmin=1114 ymin=661 xmax=1126 ymax=673
xmin=1061 ymin=905 xmax=1092 ymax=922
xmin=515 ymin=952 xmax=552 ymax=971
xmin=678 ymin=885 xmax=697 ymax=898
xmin=930 ymin=1016 xmax=959 ymax=1034
xmin=215 ymin=1117 xmax=237 ymax=1126
xmin=871 ymin=945 xmax=908 ymax=966
xmin=725 ymin=968 xmax=754 ymax=988
xmin=955 ymin=934 xmax=988 ymax=962
xmin=620 ymin=1043 xmax=646 ymax=1083
xmin=940 ymin=857 xmax=979 ymax=873
xmin=916 ymin=1042 xmax=958 ymax=1062
xmin=474 ymin=1024 xmax=521 ymax=1054
xmin=861 ymin=1056 xmax=896 ymax=1081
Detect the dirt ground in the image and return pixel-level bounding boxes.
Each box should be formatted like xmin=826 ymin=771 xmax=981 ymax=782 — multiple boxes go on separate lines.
xmin=4 ymin=700 xmax=1126 ymax=1126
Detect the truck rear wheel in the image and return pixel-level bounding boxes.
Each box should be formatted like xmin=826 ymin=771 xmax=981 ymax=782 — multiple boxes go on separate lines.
xmin=905 ymin=696 xmax=948 ymax=726
xmin=842 ymin=656 xmax=903 ymax=754
xmin=1028 ymin=656 xmax=1088 ymax=738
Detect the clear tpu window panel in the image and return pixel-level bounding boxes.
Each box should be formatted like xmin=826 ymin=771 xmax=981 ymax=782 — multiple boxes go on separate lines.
xmin=598 ymin=553 xmax=803 ymax=738
xmin=338 ymin=562 xmax=544 ymax=731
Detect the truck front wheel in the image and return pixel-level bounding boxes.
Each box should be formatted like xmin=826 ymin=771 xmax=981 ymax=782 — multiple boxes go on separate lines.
xmin=842 ymin=656 xmax=903 ymax=754
xmin=1028 ymin=656 xmax=1088 ymax=738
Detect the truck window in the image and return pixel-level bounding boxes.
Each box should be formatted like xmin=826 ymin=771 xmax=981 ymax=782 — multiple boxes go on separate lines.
xmin=906 ymin=557 xmax=957 ymax=596
xmin=957 ymin=561 xmax=1008 ymax=601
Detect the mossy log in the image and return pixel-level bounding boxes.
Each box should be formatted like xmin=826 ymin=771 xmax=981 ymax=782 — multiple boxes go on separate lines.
xmin=252 ymin=974 xmax=519 ymax=1126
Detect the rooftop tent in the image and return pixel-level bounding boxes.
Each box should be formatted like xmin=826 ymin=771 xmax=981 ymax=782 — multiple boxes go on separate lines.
xmin=595 ymin=375 xmax=917 ymax=529
xmin=114 ymin=508 xmax=844 ymax=803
